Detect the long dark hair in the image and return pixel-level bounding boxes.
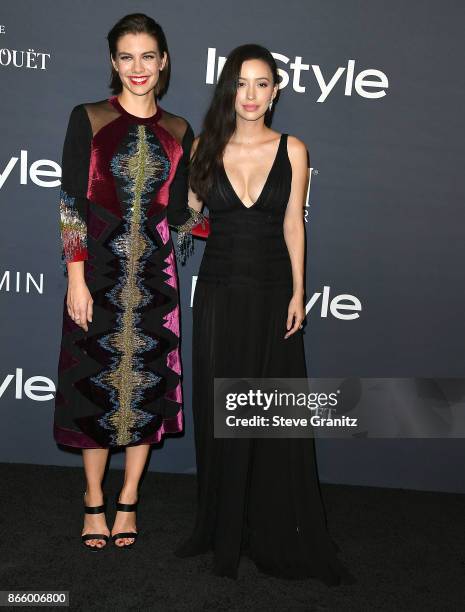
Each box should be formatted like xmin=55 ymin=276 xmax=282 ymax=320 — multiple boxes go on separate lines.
xmin=190 ymin=44 xmax=279 ymax=201
xmin=107 ymin=13 xmax=171 ymax=99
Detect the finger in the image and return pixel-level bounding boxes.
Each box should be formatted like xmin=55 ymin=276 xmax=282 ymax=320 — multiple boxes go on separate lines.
xmin=71 ymin=304 xmax=80 ymax=321
xmin=285 ymin=319 xmax=303 ymax=339
xmin=286 ymin=311 xmax=295 ymax=331
xmin=87 ymin=300 xmax=93 ymax=323
xmin=285 ymin=326 xmax=297 ymax=339
xmin=77 ymin=307 xmax=88 ymax=331
xmin=78 ymin=306 xmax=87 ymax=323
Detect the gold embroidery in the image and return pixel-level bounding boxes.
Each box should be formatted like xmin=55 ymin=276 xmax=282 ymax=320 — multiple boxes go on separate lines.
xmin=104 ymin=126 xmax=162 ymax=445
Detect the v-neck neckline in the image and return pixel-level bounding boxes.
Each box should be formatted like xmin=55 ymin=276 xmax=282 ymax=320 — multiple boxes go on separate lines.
xmin=222 ymin=134 xmax=284 ymax=210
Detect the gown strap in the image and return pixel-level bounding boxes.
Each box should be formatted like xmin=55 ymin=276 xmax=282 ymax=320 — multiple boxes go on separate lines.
xmin=279 ymin=133 xmax=288 ymax=153
xmin=275 ymin=133 xmax=289 ymax=170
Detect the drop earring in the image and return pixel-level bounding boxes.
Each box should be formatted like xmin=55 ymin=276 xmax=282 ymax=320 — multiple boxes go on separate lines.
xmin=269 ymin=99 xmax=273 ymax=111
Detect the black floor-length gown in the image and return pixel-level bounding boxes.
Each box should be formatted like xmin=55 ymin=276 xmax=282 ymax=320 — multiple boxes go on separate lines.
xmin=176 ymin=134 xmax=354 ymax=585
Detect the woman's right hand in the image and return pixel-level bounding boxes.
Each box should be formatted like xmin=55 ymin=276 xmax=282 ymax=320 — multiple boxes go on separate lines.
xmin=67 ymin=279 xmax=93 ymax=332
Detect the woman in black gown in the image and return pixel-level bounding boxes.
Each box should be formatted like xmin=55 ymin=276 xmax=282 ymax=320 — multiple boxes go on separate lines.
xmin=176 ymin=44 xmax=354 ymax=585
xmin=54 ymin=14 xmax=207 ymax=551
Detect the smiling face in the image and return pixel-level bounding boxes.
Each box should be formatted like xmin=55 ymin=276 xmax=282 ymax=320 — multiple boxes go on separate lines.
xmin=111 ymin=32 xmax=167 ymax=97
xmin=234 ymin=59 xmax=278 ymax=122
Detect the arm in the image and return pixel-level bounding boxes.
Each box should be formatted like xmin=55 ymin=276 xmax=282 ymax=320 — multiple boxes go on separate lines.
xmin=167 ymin=126 xmax=210 ymax=264
xmin=59 ymin=104 xmax=93 ymax=332
xmin=283 ymin=135 xmax=308 ymax=339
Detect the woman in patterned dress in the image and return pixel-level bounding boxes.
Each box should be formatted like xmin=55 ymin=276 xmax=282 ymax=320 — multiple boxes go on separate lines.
xmin=54 ymin=14 xmax=207 ymax=550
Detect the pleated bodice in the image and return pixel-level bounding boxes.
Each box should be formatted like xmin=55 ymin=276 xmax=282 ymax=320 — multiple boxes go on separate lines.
xmin=198 ymin=133 xmax=292 ymax=289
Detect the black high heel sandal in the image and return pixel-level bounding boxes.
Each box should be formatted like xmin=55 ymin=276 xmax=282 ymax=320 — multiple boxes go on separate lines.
xmin=111 ymin=492 xmax=139 ymax=549
xmin=81 ymin=492 xmax=109 ymax=551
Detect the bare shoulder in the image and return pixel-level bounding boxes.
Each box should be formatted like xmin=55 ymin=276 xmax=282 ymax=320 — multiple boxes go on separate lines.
xmin=287 ymin=134 xmax=307 ymax=155
xmin=286 ymin=135 xmax=308 ymax=168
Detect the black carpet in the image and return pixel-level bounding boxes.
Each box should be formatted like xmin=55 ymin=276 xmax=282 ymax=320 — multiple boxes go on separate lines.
xmin=0 ymin=462 xmax=464 ymax=611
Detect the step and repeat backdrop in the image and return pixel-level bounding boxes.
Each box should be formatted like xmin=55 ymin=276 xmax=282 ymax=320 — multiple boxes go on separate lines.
xmin=1 ymin=1 xmax=465 ymax=492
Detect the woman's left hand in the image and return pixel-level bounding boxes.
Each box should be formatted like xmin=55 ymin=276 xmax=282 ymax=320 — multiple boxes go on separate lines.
xmin=285 ymin=293 xmax=306 ymax=339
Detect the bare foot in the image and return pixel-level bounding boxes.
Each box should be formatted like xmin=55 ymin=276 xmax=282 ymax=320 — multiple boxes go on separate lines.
xmin=82 ymin=490 xmax=110 ymax=549
xmin=111 ymin=488 xmax=138 ymax=547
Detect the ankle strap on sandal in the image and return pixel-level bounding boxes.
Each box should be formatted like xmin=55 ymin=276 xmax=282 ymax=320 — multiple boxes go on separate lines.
xmin=116 ymin=501 xmax=138 ymax=512
xmin=84 ymin=504 xmax=106 ymax=514
xmin=83 ymin=492 xmax=106 ymax=514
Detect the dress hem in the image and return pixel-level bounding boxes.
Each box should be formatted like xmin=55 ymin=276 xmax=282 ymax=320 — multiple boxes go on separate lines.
xmin=53 ymin=409 xmax=183 ymax=449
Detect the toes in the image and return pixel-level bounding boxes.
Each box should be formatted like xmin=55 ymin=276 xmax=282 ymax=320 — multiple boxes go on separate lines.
xmin=111 ymin=531 xmax=135 ymax=547
xmin=84 ymin=537 xmax=107 ymax=548
xmin=114 ymin=537 xmax=133 ymax=546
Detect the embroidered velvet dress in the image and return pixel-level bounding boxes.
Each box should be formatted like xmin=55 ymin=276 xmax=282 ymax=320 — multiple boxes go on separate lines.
xmin=54 ymin=96 xmax=207 ymax=448
xmin=176 ymin=134 xmax=354 ymax=585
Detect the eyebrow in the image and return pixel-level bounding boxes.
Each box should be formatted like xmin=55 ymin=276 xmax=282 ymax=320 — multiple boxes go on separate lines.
xmin=238 ymin=76 xmax=271 ymax=81
xmin=117 ymin=50 xmax=158 ymax=56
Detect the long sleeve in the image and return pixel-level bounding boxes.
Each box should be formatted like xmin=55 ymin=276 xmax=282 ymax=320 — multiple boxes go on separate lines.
xmin=59 ymin=104 xmax=92 ymax=264
xmin=167 ymin=122 xmax=210 ymax=263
